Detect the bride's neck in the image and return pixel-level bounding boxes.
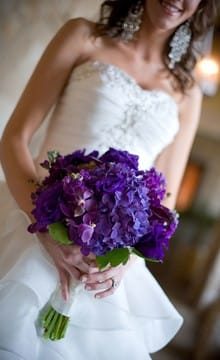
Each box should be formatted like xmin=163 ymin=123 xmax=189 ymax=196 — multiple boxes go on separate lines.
xmin=133 ymin=22 xmax=173 ymax=63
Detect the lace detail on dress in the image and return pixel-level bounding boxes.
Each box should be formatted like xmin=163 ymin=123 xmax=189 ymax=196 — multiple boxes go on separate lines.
xmin=70 ymin=60 xmax=179 ymax=165
xmin=72 ymin=60 xmax=178 ymax=112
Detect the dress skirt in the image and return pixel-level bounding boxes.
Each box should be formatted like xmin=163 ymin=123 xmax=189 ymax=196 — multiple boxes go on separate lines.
xmin=0 ymin=182 xmax=183 ymax=360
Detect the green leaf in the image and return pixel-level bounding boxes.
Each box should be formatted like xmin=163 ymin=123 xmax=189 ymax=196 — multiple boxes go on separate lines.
xmin=49 ymin=222 xmax=72 ymax=245
xmin=109 ymin=248 xmax=130 ymax=267
xmin=96 ymin=248 xmax=130 ymax=270
xmin=132 ymin=249 xmax=162 ymax=263
xmin=47 ymin=150 xmax=59 ymax=164
xmin=145 ymin=257 xmax=162 ymax=263
xmin=132 ymin=248 xmax=146 ymax=259
xmin=96 ymin=255 xmax=110 ymax=270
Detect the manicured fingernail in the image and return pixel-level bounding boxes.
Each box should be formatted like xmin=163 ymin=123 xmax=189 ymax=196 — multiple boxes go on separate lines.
xmin=95 ymin=294 xmax=101 ymax=299
xmin=81 ymin=276 xmax=87 ymax=283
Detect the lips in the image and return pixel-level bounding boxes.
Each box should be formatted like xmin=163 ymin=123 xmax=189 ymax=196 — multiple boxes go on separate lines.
xmin=159 ymin=0 xmax=183 ymax=15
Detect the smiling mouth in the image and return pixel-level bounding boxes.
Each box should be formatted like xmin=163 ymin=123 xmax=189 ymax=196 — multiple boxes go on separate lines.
xmin=159 ymin=0 xmax=183 ymax=16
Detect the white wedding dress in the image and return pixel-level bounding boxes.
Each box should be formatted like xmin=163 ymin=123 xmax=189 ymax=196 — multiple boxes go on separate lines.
xmin=0 ymin=60 xmax=183 ymax=360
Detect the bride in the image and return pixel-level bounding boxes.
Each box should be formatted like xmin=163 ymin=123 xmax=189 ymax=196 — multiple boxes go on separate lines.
xmin=0 ymin=1 xmax=217 ymax=359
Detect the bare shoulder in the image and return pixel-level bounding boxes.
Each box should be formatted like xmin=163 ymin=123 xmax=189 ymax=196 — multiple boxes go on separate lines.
xmin=60 ymin=18 xmax=96 ymax=52
xmin=47 ymin=17 xmax=96 ymax=65
xmin=179 ymin=82 xmax=203 ymax=127
xmin=62 ymin=17 xmax=96 ymax=38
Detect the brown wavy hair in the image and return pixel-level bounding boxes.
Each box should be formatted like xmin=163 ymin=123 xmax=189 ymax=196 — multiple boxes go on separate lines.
xmin=95 ymin=0 xmax=218 ymax=93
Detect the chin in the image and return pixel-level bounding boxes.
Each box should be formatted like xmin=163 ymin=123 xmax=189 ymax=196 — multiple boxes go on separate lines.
xmin=146 ymin=0 xmax=187 ymax=32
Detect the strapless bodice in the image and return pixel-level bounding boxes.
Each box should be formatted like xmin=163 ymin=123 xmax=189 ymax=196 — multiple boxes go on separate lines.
xmin=37 ymin=61 xmax=179 ymax=170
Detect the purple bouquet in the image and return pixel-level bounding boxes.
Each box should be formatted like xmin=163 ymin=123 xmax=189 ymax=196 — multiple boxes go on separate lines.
xmin=28 ymin=148 xmax=179 ymax=340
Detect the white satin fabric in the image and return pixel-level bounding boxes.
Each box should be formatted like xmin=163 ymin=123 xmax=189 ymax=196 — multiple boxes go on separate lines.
xmin=0 ymin=60 xmax=183 ymax=360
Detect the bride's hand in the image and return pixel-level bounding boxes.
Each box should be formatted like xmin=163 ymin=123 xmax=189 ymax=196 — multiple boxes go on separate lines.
xmin=80 ymin=255 xmax=137 ymax=299
xmin=37 ymin=232 xmax=91 ymax=300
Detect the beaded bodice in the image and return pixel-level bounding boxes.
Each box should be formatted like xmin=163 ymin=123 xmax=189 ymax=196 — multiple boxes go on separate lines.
xmin=37 ymin=60 xmax=179 ymax=170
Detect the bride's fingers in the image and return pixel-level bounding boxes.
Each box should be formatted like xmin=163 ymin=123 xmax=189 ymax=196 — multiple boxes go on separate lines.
xmin=76 ymin=261 xmax=91 ymax=274
xmin=95 ymin=288 xmax=115 ymax=299
xmin=62 ymin=252 xmax=91 ymax=273
xmin=58 ymin=266 xmax=82 ymax=301
xmin=84 ymin=278 xmax=113 ymax=292
xmin=83 ymin=276 xmax=120 ymax=299
xmin=88 ymin=264 xmax=99 ymax=274
xmin=94 ymin=283 xmax=117 ymax=299
xmin=58 ymin=268 xmax=69 ymax=301
xmin=81 ymin=266 xmax=117 ymax=284
xmin=65 ymin=264 xmax=81 ymax=281
xmin=83 ymin=253 xmax=96 ymax=264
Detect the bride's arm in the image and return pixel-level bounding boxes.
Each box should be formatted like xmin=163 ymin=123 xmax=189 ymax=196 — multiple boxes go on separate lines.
xmin=0 ymin=18 xmax=94 ymax=299
xmin=155 ymin=84 xmax=203 ymax=210
xmin=0 ymin=18 xmax=90 ymax=216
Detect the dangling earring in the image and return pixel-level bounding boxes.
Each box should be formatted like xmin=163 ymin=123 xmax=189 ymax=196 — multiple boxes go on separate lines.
xmin=168 ymin=21 xmax=192 ymax=70
xmin=109 ymin=1 xmax=144 ymax=42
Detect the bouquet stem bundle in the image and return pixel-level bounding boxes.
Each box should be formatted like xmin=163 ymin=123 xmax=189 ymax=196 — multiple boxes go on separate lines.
xmin=41 ymin=305 xmax=69 ymax=340
xmin=40 ymin=279 xmax=83 ymax=340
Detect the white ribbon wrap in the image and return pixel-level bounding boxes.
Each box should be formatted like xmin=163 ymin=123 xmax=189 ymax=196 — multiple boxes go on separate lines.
xmin=50 ymin=279 xmax=83 ymax=317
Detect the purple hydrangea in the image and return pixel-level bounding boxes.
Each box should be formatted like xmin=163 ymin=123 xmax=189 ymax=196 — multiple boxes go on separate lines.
xmin=99 ymin=148 xmax=139 ymax=170
xmin=28 ymin=181 xmax=64 ymax=233
xmin=135 ymin=205 xmax=179 ymax=261
xmin=28 ymin=148 xmax=179 ymax=262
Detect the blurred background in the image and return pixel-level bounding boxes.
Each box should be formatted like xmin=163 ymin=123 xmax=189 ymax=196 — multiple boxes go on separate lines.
xmin=0 ymin=1 xmax=219 ymax=359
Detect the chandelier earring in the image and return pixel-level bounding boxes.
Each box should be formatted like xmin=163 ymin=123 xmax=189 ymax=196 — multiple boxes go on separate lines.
xmin=168 ymin=20 xmax=192 ymax=70
xmin=109 ymin=1 xmax=144 ymax=42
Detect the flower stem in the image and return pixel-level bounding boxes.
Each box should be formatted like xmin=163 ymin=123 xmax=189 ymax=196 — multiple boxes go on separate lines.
xmin=60 ymin=316 xmax=70 ymax=338
xmin=40 ymin=305 xmax=70 ymax=340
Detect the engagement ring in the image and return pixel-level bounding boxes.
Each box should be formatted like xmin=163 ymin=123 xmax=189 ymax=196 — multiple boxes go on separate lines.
xmin=111 ymin=278 xmax=119 ymax=289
